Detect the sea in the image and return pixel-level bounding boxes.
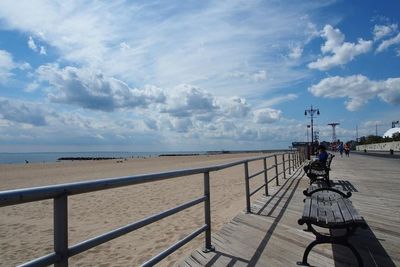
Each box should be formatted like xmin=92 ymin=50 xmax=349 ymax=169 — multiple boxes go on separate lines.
xmin=0 ymin=151 xmax=205 ymax=164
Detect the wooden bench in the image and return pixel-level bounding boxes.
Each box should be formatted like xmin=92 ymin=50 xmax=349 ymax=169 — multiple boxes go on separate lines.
xmin=304 ymin=153 xmax=335 ymax=186
xmin=297 ymin=186 xmax=366 ymax=266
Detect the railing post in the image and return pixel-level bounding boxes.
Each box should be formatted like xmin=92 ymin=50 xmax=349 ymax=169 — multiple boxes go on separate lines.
xmin=244 ymin=162 xmax=251 ymax=213
xmin=288 ymin=153 xmax=292 ymax=175
xmin=54 ymin=194 xmax=68 ymax=267
xmin=292 ymin=152 xmax=295 ymax=171
xmin=274 ymin=155 xmax=279 ymax=186
xmin=203 ymin=172 xmax=214 ymax=252
xmin=263 ymin=158 xmax=269 ymax=196
xmin=282 ymin=154 xmax=286 ymax=179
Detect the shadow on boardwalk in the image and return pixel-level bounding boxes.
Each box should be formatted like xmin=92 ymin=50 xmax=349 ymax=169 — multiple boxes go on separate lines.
xmin=180 ymin=168 xmax=305 ymax=266
xmin=179 ymin=155 xmax=399 ymax=266
xmin=330 ymin=225 xmax=397 ymax=267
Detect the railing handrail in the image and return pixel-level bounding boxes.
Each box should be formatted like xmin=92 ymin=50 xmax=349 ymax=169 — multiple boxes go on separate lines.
xmin=0 ymin=153 xmax=295 ymax=207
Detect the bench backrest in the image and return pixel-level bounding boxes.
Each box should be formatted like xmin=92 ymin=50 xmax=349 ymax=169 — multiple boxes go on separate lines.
xmin=326 ymin=153 xmax=335 ymax=169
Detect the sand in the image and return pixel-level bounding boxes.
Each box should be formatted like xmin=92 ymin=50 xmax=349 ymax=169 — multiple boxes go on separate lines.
xmin=0 ymin=153 xmax=280 ymax=266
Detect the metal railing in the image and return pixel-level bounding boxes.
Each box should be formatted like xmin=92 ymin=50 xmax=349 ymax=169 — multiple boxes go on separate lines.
xmin=243 ymin=151 xmax=302 ymax=213
xmin=0 ymin=151 xmax=304 ymax=267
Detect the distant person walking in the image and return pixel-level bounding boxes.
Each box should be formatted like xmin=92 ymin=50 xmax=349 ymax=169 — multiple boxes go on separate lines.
xmin=338 ymin=142 xmax=344 ymax=157
xmin=344 ymin=143 xmax=350 ymax=157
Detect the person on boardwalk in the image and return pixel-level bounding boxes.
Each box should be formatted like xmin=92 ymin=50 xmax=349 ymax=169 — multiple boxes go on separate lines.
xmin=338 ymin=141 xmax=344 ymax=157
xmin=344 ymin=143 xmax=350 ymax=157
xmin=303 ymin=145 xmax=328 ymax=180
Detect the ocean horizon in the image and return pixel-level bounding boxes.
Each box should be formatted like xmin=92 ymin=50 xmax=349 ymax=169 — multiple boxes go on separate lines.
xmin=0 ymin=149 xmax=289 ymax=164
xmin=0 ymin=151 xmax=204 ymax=164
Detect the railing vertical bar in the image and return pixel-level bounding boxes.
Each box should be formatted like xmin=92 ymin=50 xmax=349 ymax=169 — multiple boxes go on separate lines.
xmin=288 ymin=153 xmax=292 ymax=175
xmin=54 ymin=194 xmax=68 ymax=267
xmin=291 ymin=153 xmax=294 ymax=171
xmin=299 ymin=151 xmax=302 ymax=165
xmin=244 ymin=162 xmax=251 ymax=213
xmin=263 ymin=158 xmax=269 ymax=196
xmin=282 ymin=154 xmax=286 ymax=179
xmin=203 ymin=172 xmax=214 ymax=252
xmin=274 ymin=155 xmax=279 ymax=186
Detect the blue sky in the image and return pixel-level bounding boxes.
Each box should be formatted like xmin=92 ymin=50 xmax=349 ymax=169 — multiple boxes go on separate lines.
xmin=0 ymin=0 xmax=399 ymax=152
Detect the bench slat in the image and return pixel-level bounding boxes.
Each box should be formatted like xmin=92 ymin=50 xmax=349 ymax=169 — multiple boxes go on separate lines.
xmin=336 ymin=198 xmax=352 ymax=222
xmin=303 ymin=198 xmax=311 ymax=218
xmin=318 ymin=200 xmax=336 ymax=224
xmin=342 ymin=198 xmax=364 ymax=222
xmin=310 ymin=198 xmax=318 ymax=221
xmin=331 ymin=201 xmax=344 ymax=223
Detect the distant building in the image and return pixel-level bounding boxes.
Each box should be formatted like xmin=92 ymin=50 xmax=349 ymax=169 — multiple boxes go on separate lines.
xmin=383 ymin=127 xmax=400 ymax=138
xmin=292 ymin=142 xmax=308 ymax=148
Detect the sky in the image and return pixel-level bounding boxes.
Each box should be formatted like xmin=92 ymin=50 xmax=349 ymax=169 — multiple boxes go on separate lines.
xmin=0 ymin=0 xmax=399 ymax=152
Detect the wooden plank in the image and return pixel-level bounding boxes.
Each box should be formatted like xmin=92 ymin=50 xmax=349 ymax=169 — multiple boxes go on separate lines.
xmin=331 ymin=201 xmax=344 ymax=223
xmin=337 ymin=197 xmax=353 ymax=223
xmin=343 ymin=199 xmax=364 ymax=222
xmin=325 ymin=201 xmax=335 ymax=224
xmin=302 ymin=198 xmax=311 ymax=219
xmin=310 ymin=198 xmax=318 ymax=222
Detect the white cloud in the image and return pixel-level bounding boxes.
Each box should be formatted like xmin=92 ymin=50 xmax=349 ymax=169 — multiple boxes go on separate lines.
xmin=253 ymin=108 xmax=282 ymax=124
xmin=36 ymin=64 xmax=166 ymax=111
xmin=40 ymin=46 xmax=47 ymax=55
xmin=24 ymin=82 xmax=40 ymax=92
xmin=252 ymin=70 xmax=267 ymax=82
xmin=218 ymin=97 xmax=250 ymax=118
xmin=28 ymin=36 xmax=47 ymax=55
xmin=0 ymin=98 xmax=48 ymax=126
xmin=170 ymin=117 xmax=193 ymax=133
xmin=0 ymin=1 xmax=323 ymax=98
xmin=226 ymin=70 xmax=267 ymax=82
xmin=373 ymin=24 xmax=398 ymax=40
xmin=160 ymin=84 xmax=217 ymax=118
xmin=28 ymin=36 xmax=37 ymax=51
xmin=376 ymin=33 xmax=400 ymax=54
xmin=288 ymin=45 xmax=303 ymax=60
xmin=0 ymin=50 xmax=30 ymax=82
xmin=260 ymin=94 xmax=298 ymax=107
xmin=309 ymin=75 xmax=400 ymax=111
xmin=0 ymin=50 xmax=15 ymax=81
xmin=308 ymin=25 xmax=372 ymax=70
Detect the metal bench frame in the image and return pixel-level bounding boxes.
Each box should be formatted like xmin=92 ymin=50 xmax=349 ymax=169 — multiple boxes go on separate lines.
xmin=297 ymin=187 xmax=366 ymax=266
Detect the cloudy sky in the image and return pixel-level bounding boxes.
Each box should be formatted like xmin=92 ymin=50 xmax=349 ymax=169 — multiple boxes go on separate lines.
xmin=0 ymin=0 xmax=399 ymax=152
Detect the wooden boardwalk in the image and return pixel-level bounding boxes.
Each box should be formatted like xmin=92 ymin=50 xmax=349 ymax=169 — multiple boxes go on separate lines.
xmin=178 ymin=153 xmax=400 ymax=266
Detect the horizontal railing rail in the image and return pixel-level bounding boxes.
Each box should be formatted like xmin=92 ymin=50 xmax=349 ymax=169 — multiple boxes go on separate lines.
xmin=0 ymin=150 xmax=305 ymax=267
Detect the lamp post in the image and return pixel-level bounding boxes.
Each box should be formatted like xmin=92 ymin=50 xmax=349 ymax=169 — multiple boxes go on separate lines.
xmin=305 ymin=105 xmax=320 ymax=156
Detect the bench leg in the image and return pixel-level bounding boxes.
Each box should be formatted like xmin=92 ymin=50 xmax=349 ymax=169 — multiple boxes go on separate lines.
xmin=297 ymin=239 xmax=327 ymax=266
xmin=298 ymin=224 xmax=364 ymax=266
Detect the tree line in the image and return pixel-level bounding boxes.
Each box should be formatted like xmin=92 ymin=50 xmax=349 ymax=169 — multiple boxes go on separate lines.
xmin=358 ymin=132 xmax=400 ymax=145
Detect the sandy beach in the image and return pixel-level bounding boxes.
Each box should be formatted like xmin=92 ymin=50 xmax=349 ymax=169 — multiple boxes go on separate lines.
xmin=0 ymin=153 xmax=279 ymax=266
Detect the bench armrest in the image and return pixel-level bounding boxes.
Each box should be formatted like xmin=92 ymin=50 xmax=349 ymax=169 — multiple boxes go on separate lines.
xmin=303 ymin=187 xmax=352 ymax=198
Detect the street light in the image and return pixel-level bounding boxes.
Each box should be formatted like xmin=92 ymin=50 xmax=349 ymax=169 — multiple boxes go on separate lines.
xmin=305 ymin=105 xmax=320 ymax=156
